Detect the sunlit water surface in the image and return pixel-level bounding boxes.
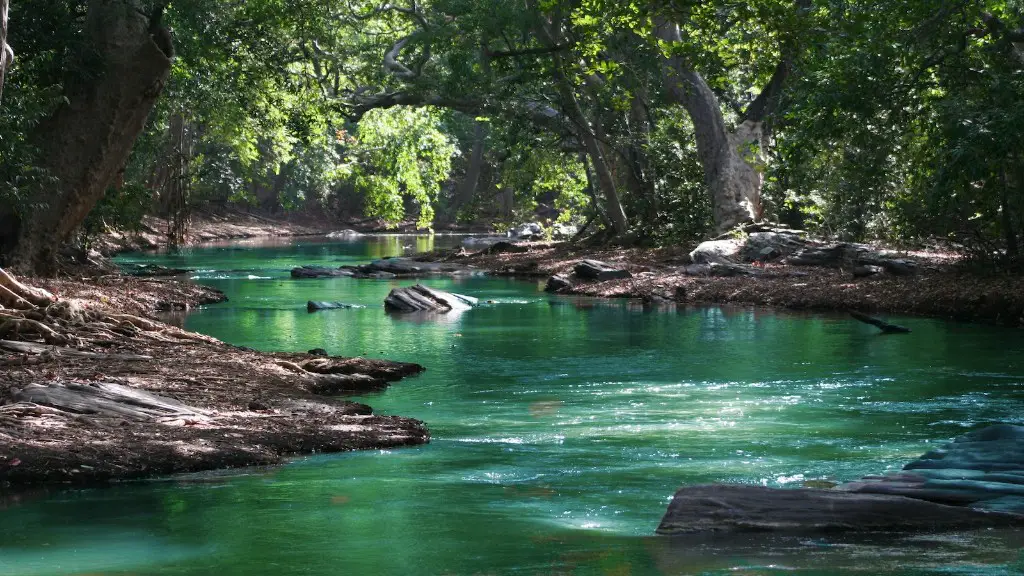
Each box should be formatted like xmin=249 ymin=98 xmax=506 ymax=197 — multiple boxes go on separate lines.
xmin=1 ymin=235 xmax=1022 ymax=575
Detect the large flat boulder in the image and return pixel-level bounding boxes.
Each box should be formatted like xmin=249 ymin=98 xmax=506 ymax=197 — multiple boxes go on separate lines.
xmin=384 ymin=284 xmax=478 ymax=313
xmin=689 ymin=239 xmax=742 ymax=264
xmin=573 ymin=259 xmax=632 ymax=281
xmin=656 ymin=484 xmax=1023 ymax=535
xmin=841 ymin=424 xmax=1024 ymax=513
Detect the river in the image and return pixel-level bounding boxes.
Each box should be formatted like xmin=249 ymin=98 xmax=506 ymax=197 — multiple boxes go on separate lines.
xmin=1 ymin=235 xmax=1022 ymax=575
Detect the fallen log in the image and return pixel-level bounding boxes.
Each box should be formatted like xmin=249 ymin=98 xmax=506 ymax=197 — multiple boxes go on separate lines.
xmin=850 ymin=311 xmax=911 ymax=334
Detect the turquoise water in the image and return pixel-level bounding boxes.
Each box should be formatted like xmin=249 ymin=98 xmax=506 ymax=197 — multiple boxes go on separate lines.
xmin=1 ymin=236 xmax=1022 ymax=575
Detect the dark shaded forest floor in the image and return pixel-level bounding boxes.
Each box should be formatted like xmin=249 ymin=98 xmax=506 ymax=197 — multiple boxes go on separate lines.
xmin=427 ymin=242 xmax=1024 ymax=327
xmin=0 ymin=275 xmax=428 ymax=488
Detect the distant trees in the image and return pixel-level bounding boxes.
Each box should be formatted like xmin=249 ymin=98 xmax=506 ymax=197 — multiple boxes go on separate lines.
xmin=1 ymin=0 xmax=1022 ymax=273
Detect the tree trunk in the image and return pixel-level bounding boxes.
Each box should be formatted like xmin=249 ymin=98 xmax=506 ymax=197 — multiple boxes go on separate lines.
xmin=6 ymin=0 xmax=172 ymax=275
xmin=441 ymin=121 xmax=486 ymax=225
xmin=530 ymin=7 xmax=629 ymax=237
xmin=0 ymin=0 xmax=10 ymax=105
xmin=653 ymin=20 xmax=762 ymax=234
xmin=550 ymin=64 xmax=629 ymax=235
xmin=1000 ymin=165 xmax=1020 ymax=260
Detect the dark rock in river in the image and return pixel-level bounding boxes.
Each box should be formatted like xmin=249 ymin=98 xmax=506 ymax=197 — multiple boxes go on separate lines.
xmin=659 ymin=424 xmax=1024 ymax=535
xmin=573 ymin=259 xmax=632 ymax=281
xmin=342 ymin=258 xmax=482 ymax=279
xmin=840 ymin=424 xmax=1024 ymax=513
xmin=307 ymin=301 xmax=362 ymax=312
xmin=655 ymin=484 xmax=1023 ymax=535
xmin=291 ymin=266 xmax=354 ymax=279
xmin=384 ymin=284 xmax=478 ymax=313
xmin=307 ymin=348 xmax=328 ymax=356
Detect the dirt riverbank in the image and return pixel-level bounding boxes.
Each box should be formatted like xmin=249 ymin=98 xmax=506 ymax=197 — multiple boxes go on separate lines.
xmin=428 ymin=242 xmax=1024 ymax=327
xmin=0 ymin=272 xmax=428 ymax=487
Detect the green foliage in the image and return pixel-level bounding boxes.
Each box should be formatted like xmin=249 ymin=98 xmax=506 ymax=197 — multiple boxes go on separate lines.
xmin=345 ymin=107 xmax=456 ymax=228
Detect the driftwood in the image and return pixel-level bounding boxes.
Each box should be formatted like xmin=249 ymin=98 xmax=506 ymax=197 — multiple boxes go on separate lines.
xmin=850 ymin=311 xmax=911 ymax=334
xmin=14 ymin=381 xmax=208 ymax=421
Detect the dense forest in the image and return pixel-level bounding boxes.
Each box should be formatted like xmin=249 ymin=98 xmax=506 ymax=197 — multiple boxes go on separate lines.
xmin=0 ymin=0 xmax=1022 ymax=274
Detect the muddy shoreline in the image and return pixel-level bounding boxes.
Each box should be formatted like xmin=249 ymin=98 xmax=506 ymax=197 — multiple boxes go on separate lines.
xmin=423 ymin=242 xmax=1024 ymax=327
xmin=0 ymin=273 xmax=429 ymax=488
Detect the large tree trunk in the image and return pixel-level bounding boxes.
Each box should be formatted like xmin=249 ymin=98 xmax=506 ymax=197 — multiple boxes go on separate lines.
xmin=5 ymin=0 xmax=172 ymax=275
xmin=653 ymin=20 xmax=762 ymax=234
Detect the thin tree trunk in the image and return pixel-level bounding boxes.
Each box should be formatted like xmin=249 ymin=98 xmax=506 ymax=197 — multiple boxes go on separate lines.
xmin=442 ymin=121 xmax=486 ymax=225
xmin=0 ymin=0 xmax=10 ymax=105
xmin=530 ymin=5 xmax=629 ymax=237
xmin=549 ymin=62 xmax=629 ymax=235
xmin=7 ymin=0 xmax=172 ymax=275
xmin=653 ymin=19 xmax=763 ymax=234
xmin=1001 ymin=165 xmax=1020 ymax=260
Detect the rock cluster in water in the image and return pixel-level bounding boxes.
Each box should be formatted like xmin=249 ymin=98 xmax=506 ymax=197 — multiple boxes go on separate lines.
xmin=657 ymin=424 xmax=1024 ymax=535
xmin=292 ymin=258 xmax=482 ymax=279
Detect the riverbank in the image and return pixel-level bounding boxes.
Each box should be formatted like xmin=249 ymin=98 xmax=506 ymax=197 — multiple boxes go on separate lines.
xmin=94 ymin=207 xmax=336 ymax=255
xmin=428 ymin=240 xmax=1024 ymax=327
xmin=0 ymin=271 xmax=428 ymax=487
xmin=94 ymin=207 xmax=465 ymax=256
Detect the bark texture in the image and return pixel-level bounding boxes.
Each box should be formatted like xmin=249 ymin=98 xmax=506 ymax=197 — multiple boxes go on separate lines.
xmin=654 ymin=20 xmax=761 ymax=234
xmin=6 ymin=0 xmax=172 ymax=275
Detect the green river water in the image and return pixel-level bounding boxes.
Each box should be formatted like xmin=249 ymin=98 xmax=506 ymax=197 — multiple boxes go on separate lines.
xmin=1 ymin=235 xmax=1023 ymax=576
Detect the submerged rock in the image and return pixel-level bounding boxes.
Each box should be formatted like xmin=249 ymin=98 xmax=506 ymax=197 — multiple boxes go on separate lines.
xmin=841 ymin=424 xmax=1024 ymax=513
xmin=292 ymin=258 xmax=482 ymax=280
xmin=291 ymin=266 xmax=354 ymax=279
xmin=656 ymin=484 xmax=1022 ymax=535
xmin=384 ymin=284 xmax=478 ymax=313
xmin=658 ymin=424 xmax=1024 ymax=535
xmin=307 ymin=301 xmax=363 ymax=312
